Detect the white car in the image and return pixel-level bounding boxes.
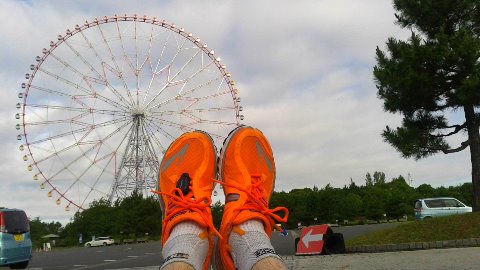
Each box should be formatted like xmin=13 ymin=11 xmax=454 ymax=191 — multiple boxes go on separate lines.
xmin=84 ymin=237 xmax=114 ymax=247
xmin=414 ymin=197 xmax=472 ymax=220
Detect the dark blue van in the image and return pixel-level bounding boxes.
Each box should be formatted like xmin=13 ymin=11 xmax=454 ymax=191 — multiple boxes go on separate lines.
xmin=0 ymin=208 xmax=32 ymax=269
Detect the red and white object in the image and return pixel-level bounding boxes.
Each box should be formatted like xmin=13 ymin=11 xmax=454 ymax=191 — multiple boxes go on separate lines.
xmin=296 ymin=224 xmax=330 ymax=255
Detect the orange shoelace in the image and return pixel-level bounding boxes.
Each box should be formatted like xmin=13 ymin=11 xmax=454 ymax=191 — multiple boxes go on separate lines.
xmin=214 ymin=174 xmax=289 ymax=231
xmin=151 ymin=187 xmax=222 ymax=240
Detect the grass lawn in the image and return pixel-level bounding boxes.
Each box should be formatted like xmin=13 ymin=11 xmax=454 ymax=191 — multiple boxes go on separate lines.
xmin=346 ymin=212 xmax=480 ymax=246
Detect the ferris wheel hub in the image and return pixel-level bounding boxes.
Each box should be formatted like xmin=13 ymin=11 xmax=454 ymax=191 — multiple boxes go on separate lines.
xmin=131 ymin=111 xmax=145 ymax=118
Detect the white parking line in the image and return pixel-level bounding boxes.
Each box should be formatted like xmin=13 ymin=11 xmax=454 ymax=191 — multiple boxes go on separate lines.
xmin=73 ymin=265 xmax=88 ymax=267
xmin=104 ymin=259 xmax=117 ymax=262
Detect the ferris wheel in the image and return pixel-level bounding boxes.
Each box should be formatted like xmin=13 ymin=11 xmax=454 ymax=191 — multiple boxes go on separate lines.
xmin=16 ymin=14 xmax=242 ymax=211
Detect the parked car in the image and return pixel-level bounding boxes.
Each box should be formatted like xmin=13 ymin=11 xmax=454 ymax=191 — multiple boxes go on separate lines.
xmin=414 ymin=197 xmax=472 ymax=221
xmin=84 ymin=236 xmax=114 ymax=247
xmin=0 ymin=207 xmax=32 ymax=269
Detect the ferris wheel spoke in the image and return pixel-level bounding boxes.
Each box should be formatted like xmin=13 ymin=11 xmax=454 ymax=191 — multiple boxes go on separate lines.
xmin=171 ymin=58 xmax=217 ymax=88
xmin=26 ymin=103 xmax=128 ymax=117
xmin=148 ymin=114 xmax=205 ymax=133
xmin=178 ymin=109 xmax=238 ymax=127
xmin=81 ymin=26 xmax=135 ymax=108
xmin=139 ymin=123 xmax=163 ymax=162
xmin=146 ymin=115 xmax=226 ymax=142
xmin=114 ymin=20 xmax=137 ymax=106
xmin=62 ymin=39 xmax=132 ymax=109
xmin=146 ymin=75 xmax=224 ymax=111
xmin=62 ymin=39 xmax=107 ymax=81
xmin=28 ymin=84 xmax=73 ymax=98
xmin=147 ymin=114 xmax=197 ymax=134
xmin=150 ymin=106 xmax=237 ymax=118
xmin=48 ymin=51 xmax=94 ymax=81
xmin=27 ymin=116 xmax=130 ymax=146
xmin=41 ymin=119 xmax=133 ymax=182
xmin=29 ymin=119 xmax=133 ymax=169
xmin=168 ymin=48 xmax=202 ymax=85
xmin=143 ymin=38 xmax=190 ymax=109
xmin=142 ymin=63 xmax=169 ymax=106
xmin=141 ymin=30 xmax=172 ymax=106
xmin=142 ymin=122 xmax=168 ymax=153
xmin=154 ymin=33 xmax=190 ymax=85
xmin=142 ymin=58 xmax=218 ymax=109
xmin=94 ymin=23 xmax=123 ymax=79
xmin=165 ymin=35 xmax=189 ymax=81
xmin=59 ymin=151 xmax=115 ymax=198
xmin=23 ymin=117 xmax=87 ymax=127
xmin=143 ymin=117 xmax=178 ymax=142
xmin=35 ymin=67 xmax=130 ymax=111
xmin=154 ymin=30 xmax=172 ymax=74
xmin=63 ymin=149 xmax=119 ymax=207
xmin=145 ymin=24 xmax=156 ymax=74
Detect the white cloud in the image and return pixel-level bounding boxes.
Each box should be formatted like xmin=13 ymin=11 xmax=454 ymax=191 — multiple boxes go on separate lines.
xmin=0 ymin=0 xmax=472 ymax=224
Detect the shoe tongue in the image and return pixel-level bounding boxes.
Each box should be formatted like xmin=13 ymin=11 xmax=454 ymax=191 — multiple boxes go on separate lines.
xmin=226 ymin=193 xmax=240 ymax=203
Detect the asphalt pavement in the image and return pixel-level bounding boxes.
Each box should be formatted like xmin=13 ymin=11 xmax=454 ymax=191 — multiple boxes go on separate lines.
xmin=3 ymin=223 xmax=457 ymax=270
xmin=27 ymin=242 xmax=163 ymax=270
xmin=25 ymin=246 xmax=479 ymax=270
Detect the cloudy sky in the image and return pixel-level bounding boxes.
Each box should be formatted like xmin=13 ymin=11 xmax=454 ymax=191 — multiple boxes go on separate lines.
xmin=0 ymin=0 xmax=472 ymax=224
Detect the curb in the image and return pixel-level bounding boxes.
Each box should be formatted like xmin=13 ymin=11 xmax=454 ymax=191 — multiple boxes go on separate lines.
xmin=345 ymin=238 xmax=480 ymax=253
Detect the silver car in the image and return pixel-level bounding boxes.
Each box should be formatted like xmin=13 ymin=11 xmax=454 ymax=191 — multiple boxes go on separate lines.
xmin=414 ymin=197 xmax=472 ymax=221
xmin=84 ymin=237 xmax=114 ymax=247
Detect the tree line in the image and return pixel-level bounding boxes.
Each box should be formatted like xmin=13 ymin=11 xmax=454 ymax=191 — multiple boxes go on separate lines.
xmin=30 ymin=173 xmax=472 ymax=247
xmin=270 ymin=173 xmax=472 ymax=229
xmin=31 ymin=190 xmax=162 ymax=248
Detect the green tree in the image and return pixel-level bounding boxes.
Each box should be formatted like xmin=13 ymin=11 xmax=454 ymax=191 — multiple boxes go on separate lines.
xmin=29 ymin=218 xmax=63 ymax=248
xmin=365 ymin=173 xmax=373 ymax=186
xmin=386 ymin=176 xmax=415 ymax=219
xmin=363 ymin=186 xmax=389 ymax=221
xmin=338 ymin=193 xmax=363 ymax=221
xmin=416 ymin=183 xmax=436 ymax=198
xmin=61 ymin=191 xmax=162 ymax=244
xmin=374 ymin=0 xmax=480 ymax=211
xmin=373 ymin=171 xmax=386 ymax=185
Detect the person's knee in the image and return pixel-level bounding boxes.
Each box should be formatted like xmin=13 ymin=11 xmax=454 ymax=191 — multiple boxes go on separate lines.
xmin=251 ymin=256 xmax=288 ymax=270
xmin=161 ymin=261 xmax=195 ymax=270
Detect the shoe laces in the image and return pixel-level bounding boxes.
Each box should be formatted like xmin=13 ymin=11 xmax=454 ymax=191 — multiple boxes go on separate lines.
xmin=151 ymin=183 xmax=222 ymax=240
xmin=214 ymin=174 xmax=289 ymax=231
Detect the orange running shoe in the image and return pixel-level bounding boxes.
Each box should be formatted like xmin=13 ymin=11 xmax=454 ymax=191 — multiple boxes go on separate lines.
xmin=153 ymin=131 xmax=220 ymax=270
xmin=213 ymin=126 xmax=289 ymax=270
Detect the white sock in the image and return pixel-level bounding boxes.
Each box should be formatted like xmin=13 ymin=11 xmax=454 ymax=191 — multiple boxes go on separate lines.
xmin=161 ymin=221 xmax=209 ymax=270
xmin=229 ymin=219 xmax=281 ymax=270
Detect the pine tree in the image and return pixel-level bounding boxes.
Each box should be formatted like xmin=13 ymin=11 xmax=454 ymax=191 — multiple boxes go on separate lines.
xmin=374 ymin=0 xmax=480 ymax=210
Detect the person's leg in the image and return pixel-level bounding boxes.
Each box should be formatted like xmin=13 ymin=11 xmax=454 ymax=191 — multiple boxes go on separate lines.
xmin=214 ymin=126 xmax=289 ymax=270
xmin=162 ymin=262 xmax=194 ymax=270
xmin=154 ymin=131 xmax=219 ymax=270
xmin=252 ymin=257 xmax=289 ymax=270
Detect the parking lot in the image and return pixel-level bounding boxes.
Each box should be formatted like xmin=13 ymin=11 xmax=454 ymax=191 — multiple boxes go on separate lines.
xmin=19 ymin=242 xmax=480 ymax=270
